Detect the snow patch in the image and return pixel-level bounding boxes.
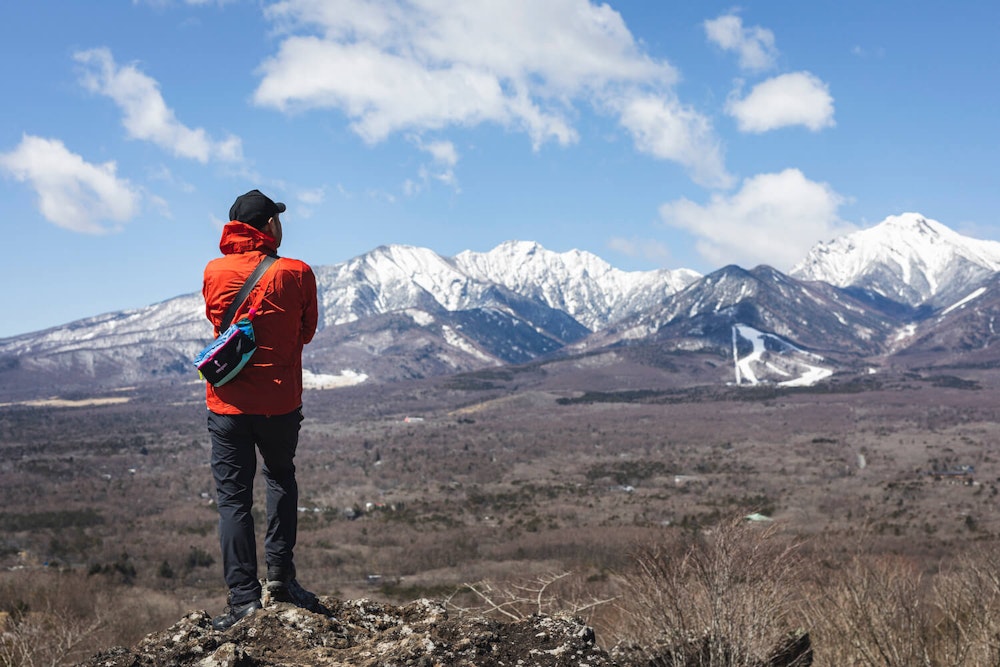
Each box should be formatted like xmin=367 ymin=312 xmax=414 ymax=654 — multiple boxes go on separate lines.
xmin=731 ymin=324 xmax=831 ymax=387
xmin=941 ymin=286 xmax=987 ymax=316
xmin=303 ymin=369 xmax=368 ymax=389
xmin=893 ymin=324 xmax=917 ymax=342
xmin=779 ymin=364 xmax=833 ymax=387
xmin=406 ymin=309 xmax=436 ymax=326
xmin=442 ymin=326 xmax=494 ymax=362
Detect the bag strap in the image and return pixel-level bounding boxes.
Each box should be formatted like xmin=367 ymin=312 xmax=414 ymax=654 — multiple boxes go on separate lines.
xmin=220 ymin=254 xmax=278 ymax=330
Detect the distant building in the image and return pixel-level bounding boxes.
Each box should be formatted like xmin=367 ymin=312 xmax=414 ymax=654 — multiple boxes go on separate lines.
xmin=928 ymin=465 xmax=975 ymax=484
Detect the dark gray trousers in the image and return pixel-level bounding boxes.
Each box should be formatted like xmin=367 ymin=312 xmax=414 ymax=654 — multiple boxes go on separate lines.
xmin=208 ymin=408 xmax=302 ymax=606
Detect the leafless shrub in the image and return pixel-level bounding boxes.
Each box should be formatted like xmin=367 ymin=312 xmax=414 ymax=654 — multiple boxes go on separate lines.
xmin=0 ymin=570 xmax=182 ymax=667
xmin=929 ymin=546 xmax=1000 ymax=665
xmin=0 ymin=602 xmax=105 ymax=667
xmin=804 ymin=546 xmax=1000 ymax=666
xmin=447 ymin=571 xmax=617 ymax=625
xmin=803 ymin=554 xmax=928 ymax=666
xmin=0 ymin=572 xmax=108 ymax=667
xmin=615 ymin=515 xmax=809 ymax=667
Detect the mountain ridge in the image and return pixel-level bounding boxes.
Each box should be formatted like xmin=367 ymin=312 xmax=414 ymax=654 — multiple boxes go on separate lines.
xmin=791 ymin=212 xmax=1000 ymax=307
xmin=2 ymin=212 xmax=999 ymax=398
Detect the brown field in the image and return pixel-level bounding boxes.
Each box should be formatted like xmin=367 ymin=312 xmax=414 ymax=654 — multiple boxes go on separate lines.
xmin=3 ymin=363 xmax=1000 ymax=664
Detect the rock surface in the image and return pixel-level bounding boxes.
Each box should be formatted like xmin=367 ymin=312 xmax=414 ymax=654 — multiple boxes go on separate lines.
xmin=77 ymin=597 xmax=617 ymax=667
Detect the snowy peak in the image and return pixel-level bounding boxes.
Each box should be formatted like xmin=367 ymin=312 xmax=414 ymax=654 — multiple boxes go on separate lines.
xmin=5 ymin=216 xmax=1000 ymax=397
xmin=600 ymin=262 xmax=900 ymax=359
xmin=791 ymin=213 xmax=1000 ymax=306
xmin=455 ymin=240 xmax=700 ymax=330
xmin=316 ymin=244 xmax=477 ymax=324
xmin=318 ymin=240 xmax=700 ymax=332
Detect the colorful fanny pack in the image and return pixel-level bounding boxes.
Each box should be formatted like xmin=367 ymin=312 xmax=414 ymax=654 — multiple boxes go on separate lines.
xmin=194 ymin=254 xmax=277 ymax=387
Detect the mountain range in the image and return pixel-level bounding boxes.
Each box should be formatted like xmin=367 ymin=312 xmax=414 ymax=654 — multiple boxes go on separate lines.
xmin=2 ymin=212 xmax=999 ymax=399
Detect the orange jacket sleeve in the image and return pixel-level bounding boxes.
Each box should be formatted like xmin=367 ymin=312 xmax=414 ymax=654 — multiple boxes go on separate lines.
xmin=301 ymin=265 xmax=318 ymax=345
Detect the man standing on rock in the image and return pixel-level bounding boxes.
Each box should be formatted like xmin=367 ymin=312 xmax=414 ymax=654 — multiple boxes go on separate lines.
xmin=202 ymin=189 xmax=319 ymax=631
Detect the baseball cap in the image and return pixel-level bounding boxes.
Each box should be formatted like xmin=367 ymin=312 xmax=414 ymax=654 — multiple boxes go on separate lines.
xmin=229 ymin=189 xmax=286 ymax=229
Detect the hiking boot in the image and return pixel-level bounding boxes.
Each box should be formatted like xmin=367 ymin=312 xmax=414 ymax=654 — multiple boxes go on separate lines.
xmin=211 ymin=598 xmax=262 ymax=631
xmin=265 ymin=566 xmax=320 ymax=611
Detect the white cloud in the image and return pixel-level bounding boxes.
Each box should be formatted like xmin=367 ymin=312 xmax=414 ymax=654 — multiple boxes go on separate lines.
xmin=727 ymin=72 xmax=835 ymax=133
xmin=659 ymin=169 xmax=854 ymax=270
xmin=704 ymin=14 xmax=778 ymax=72
xmin=420 ymin=139 xmax=458 ymax=168
xmin=404 ymin=137 xmax=460 ymax=194
xmin=287 ymin=186 xmax=326 ymax=219
xmin=616 ymin=94 xmax=733 ymax=189
xmin=254 ymin=1 xmax=724 ymax=184
xmin=297 ymin=187 xmax=327 ymax=206
xmin=74 ymin=48 xmax=243 ymax=163
xmin=0 ymin=135 xmax=141 ymax=234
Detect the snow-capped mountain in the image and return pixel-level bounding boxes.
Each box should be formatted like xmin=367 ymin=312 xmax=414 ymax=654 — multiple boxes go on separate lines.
xmin=3 ymin=214 xmax=1000 ymax=399
xmin=315 ymin=241 xmax=697 ymax=332
xmin=0 ymin=242 xmax=696 ymax=397
xmin=605 ymin=264 xmax=900 ymax=355
xmin=580 ymin=264 xmax=904 ymax=385
xmin=791 ymin=213 xmax=1000 ymax=308
xmin=0 ymin=294 xmax=209 ymax=385
xmin=453 ymin=241 xmax=699 ymax=330
xmin=888 ymin=274 xmax=1000 ymax=364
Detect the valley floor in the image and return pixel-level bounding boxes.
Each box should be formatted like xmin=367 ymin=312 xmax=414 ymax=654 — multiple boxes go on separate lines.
xmin=3 ymin=366 xmax=1000 ymax=662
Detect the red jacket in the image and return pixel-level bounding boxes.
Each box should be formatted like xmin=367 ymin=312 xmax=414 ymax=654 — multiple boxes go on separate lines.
xmin=203 ymin=222 xmax=318 ymax=415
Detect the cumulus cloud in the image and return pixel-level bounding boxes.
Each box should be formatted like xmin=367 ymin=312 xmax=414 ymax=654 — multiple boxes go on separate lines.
xmin=704 ymin=13 xmax=778 ymax=71
xmin=727 ymin=72 xmax=835 ymax=133
xmin=0 ymin=135 xmax=141 ymax=234
xmin=74 ymin=48 xmax=243 ymax=162
xmin=254 ymin=1 xmax=728 ymax=185
xmin=255 ymin=0 xmax=669 ymax=144
xmin=659 ymin=169 xmax=854 ymax=270
xmin=616 ymin=94 xmax=733 ymax=189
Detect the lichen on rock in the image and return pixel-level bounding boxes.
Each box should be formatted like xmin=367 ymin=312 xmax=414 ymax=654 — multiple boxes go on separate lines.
xmin=76 ymin=597 xmax=617 ymax=667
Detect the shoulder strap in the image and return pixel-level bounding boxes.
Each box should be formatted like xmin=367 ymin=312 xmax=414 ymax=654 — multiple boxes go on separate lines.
xmin=220 ymin=254 xmax=279 ymax=330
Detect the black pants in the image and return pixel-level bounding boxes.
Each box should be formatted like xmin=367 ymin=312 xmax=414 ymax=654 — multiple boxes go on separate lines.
xmin=208 ymin=408 xmax=302 ymax=606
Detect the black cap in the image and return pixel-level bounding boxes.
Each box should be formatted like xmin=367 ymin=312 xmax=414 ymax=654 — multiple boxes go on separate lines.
xmin=229 ymin=189 xmax=286 ymax=229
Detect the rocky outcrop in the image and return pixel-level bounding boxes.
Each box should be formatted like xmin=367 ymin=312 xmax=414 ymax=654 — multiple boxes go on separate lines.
xmin=77 ymin=597 xmax=616 ymax=667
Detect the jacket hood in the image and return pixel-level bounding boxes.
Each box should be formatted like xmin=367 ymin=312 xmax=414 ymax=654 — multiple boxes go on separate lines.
xmin=219 ymin=221 xmax=278 ymax=255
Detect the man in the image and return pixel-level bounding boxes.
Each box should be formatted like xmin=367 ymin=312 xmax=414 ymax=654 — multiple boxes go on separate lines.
xmin=202 ymin=189 xmax=319 ymax=631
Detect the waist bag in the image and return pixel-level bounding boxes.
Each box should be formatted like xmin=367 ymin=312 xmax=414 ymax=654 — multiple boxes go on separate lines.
xmin=194 ymin=254 xmax=278 ymax=387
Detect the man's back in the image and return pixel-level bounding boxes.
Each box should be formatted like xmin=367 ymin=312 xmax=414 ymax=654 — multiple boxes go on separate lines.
xmin=203 ymin=221 xmax=318 ymax=416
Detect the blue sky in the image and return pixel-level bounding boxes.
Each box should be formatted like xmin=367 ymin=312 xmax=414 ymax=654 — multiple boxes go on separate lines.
xmin=1 ymin=0 xmax=997 ymax=338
